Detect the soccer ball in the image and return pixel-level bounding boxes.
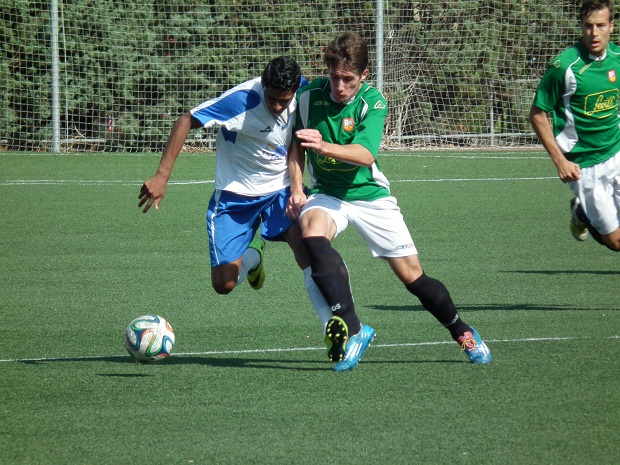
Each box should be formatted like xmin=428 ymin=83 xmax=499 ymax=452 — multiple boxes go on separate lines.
xmin=124 ymin=314 xmax=175 ymax=363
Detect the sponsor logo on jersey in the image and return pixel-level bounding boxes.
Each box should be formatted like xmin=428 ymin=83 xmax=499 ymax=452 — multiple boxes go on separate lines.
xmin=579 ymin=62 xmax=593 ymax=74
xmin=316 ymin=155 xmax=357 ymax=172
xmin=584 ymin=90 xmax=618 ymax=118
xmin=552 ymin=59 xmax=561 ymax=68
xmin=260 ymin=126 xmax=273 ymax=133
xmin=609 ymin=70 xmax=616 ymax=82
xmin=374 ymin=101 xmax=386 ymax=110
xmin=342 ymin=118 xmax=355 ymax=132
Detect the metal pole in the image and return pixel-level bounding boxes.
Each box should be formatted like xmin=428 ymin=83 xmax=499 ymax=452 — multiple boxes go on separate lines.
xmin=375 ymin=0 xmax=384 ymax=94
xmin=50 ymin=0 xmax=60 ymax=152
xmin=489 ymin=80 xmax=495 ymax=147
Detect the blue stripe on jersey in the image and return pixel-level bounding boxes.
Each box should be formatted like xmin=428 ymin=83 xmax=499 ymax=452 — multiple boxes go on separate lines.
xmin=194 ymin=89 xmax=261 ymax=125
xmin=221 ymin=127 xmax=237 ymax=143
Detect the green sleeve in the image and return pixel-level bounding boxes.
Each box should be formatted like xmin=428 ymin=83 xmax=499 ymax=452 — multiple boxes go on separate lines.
xmin=532 ymin=59 xmax=564 ymax=112
xmin=352 ymin=99 xmax=388 ymax=156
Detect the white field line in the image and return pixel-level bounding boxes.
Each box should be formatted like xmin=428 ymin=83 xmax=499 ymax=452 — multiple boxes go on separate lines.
xmin=0 ymin=176 xmax=557 ymax=187
xmin=1 ymin=335 xmax=617 ymax=364
xmin=0 ymin=179 xmax=214 ymax=186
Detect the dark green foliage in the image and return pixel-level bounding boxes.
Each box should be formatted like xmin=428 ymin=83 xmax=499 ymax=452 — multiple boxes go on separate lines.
xmin=0 ymin=1 xmax=588 ymax=150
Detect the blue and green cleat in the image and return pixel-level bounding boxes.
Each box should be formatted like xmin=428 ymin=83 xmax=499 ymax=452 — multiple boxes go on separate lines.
xmin=324 ymin=316 xmax=348 ymax=362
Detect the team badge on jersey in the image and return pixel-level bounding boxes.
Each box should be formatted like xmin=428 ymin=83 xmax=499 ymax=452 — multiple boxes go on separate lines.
xmin=342 ymin=118 xmax=354 ymax=132
xmin=609 ymin=70 xmax=616 ymax=83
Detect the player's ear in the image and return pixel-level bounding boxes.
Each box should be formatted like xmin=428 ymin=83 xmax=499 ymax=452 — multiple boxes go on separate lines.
xmin=360 ymin=69 xmax=369 ymax=81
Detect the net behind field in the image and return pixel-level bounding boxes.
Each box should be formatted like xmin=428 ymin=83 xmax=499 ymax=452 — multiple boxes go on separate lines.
xmin=1 ymin=0 xmax=581 ymax=152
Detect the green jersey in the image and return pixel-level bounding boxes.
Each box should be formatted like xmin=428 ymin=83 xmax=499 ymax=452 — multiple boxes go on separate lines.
xmin=532 ymin=41 xmax=620 ymax=168
xmin=295 ymin=78 xmax=390 ymax=201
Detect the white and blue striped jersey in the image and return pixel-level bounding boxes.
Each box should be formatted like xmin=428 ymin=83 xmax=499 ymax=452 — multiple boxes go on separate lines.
xmin=191 ymin=77 xmax=297 ymax=196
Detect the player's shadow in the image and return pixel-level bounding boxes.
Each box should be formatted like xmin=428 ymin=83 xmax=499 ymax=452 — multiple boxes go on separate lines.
xmin=164 ymin=356 xmax=328 ymax=371
xmin=369 ymin=303 xmax=619 ymax=312
xmin=500 ymin=269 xmax=620 ymax=275
xmin=18 ymin=354 xmax=329 ymax=371
xmin=18 ymin=354 xmax=464 ymax=370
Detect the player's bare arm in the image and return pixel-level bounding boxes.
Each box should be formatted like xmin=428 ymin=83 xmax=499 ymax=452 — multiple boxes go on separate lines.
xmin=295 ymin=128 xmax=375 ymax=167
xmin=286 ymin=140 xmax=307 ymax=221
xmin=529 ymin=105 xmax=581 ymax=183
xmin=138 ymin=112 xmax=200 ymax=213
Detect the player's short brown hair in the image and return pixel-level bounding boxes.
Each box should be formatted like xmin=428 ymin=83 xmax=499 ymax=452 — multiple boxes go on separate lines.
xmin=580 ymin=0 xmax=614 ymax=22
xmin=324 ymin=31 xmax=368 ymax=75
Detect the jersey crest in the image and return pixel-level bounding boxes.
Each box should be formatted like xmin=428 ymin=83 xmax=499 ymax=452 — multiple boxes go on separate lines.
xmin=342 ymin=118 xmax=354 ymax=132
xmin=609 ymin=70 xmax=616 ymax=83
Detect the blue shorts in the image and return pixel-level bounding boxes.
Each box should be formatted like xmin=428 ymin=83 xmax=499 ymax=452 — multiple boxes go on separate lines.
xmin=206 ymin=187 xmax=295 ymax=267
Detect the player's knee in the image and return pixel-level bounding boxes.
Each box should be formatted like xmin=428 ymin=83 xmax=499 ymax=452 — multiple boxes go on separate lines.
xmin=211 ymin=277 xmax=236 ymax=294
xmin=603 ymin=230 xmax=620 ymax=251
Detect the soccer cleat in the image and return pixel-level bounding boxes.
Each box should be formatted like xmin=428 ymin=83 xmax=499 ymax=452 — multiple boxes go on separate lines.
xmin=458 ymin=327 xmax=491 ymax=364
xmin=324 ymin=316 xmax=348 ymax=362
xmin=570 ymin=197 xmax=589 ymax=241
xmin=332 ymin=323 xmax=376 ymax=372
xmin=247 ymin=237 xmax=266 ymax=290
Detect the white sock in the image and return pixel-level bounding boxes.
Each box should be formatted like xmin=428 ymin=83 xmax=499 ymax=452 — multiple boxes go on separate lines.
xmin=237 ymin=247 xmax=260 ymax=285
xmin=303 ymin=266 xmax=332 ymax=334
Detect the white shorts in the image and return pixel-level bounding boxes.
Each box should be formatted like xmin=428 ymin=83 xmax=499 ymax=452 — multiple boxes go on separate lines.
xmin=570 ymin=151 xmax=620 ymax=235
xmin=300 ymin=193 xmax=417 ymax=258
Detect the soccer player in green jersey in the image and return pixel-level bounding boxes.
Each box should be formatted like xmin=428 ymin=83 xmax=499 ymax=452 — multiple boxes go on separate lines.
xmin=530 ymin=0 xmax=620 ymax=252
xmin=286 ymin=31 xmax=492 ymax=372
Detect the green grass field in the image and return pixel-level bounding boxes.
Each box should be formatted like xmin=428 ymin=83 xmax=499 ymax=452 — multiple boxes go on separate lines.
xmin=1 ymin=150 xmax=618 ymax=465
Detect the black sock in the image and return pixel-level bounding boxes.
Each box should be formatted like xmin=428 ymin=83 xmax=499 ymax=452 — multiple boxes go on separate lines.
xmin=303 ymin=237 xmax=361 ymax=334
xmin=576 ymin=203 xmax=617 ymax=251
xmin=405 ymin=273 xmax=470 ymax=340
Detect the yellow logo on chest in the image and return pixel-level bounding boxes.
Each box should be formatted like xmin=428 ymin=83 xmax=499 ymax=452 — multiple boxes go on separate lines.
xmin=584 ymin=90 xmax=618 ymax=118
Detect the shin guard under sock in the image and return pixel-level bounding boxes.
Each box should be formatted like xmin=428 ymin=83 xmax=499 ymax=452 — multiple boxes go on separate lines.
xmin=405 ymin=273 xmax=470 ymax=340
xmin=303 ymin=236 xmax=361 ymax=334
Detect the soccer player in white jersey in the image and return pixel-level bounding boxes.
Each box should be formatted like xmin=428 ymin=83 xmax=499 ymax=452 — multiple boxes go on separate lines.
xmin=530 ymin=0 xmax=620 ymax=252
xmin=139 ymin=56 xmax=332 ymax=332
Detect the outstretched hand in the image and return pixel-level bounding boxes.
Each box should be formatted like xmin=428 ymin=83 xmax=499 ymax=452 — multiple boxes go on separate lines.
xmin=138 ymin=175 xmax=168 ymax=213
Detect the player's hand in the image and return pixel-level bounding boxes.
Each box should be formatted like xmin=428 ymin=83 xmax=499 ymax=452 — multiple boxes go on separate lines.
xmin=296 ymin=129 xmax=326 ymax=155
xmin=138 ymin=174 xmax=168 ymax=213
xmin=556 ymin=159 xmax=581 ymax=183
xmin=286 ymin=190 xmax=307 ymax=221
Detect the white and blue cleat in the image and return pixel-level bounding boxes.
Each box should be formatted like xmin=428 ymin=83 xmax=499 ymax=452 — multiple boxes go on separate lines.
xmin=332 ymin=323 xmax=376 ymax=372
xmin=461 ymin=327 xmax=492 ymax=364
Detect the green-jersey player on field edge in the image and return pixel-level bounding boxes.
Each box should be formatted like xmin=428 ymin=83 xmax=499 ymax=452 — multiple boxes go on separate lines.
xmin=530 ymin=0 xmax=620 ymax=251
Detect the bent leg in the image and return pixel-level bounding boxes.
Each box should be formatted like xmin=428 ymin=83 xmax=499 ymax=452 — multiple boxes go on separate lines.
xmin=602 ymin=228 xmax=620 ymax=251
xmin=211 ymin=259 xmax=243 ymax=295
xmin=388 ymin=256 xmax=471 ymax=340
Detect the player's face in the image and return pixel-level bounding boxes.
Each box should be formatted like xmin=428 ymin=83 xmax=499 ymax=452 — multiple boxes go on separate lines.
xmin=581 ymin=7 xmax=614 ymax=57
xmin=328 ymin=65 xmax=369 ymax=103
xmin=263 ymin=87 xmax=296 ymax=116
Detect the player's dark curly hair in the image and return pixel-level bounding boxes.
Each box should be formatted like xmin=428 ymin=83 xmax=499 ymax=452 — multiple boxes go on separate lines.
xmin=580 ymin=0 xmax=614 ymax=22
xmin=261 ymin=56 xmax=302 ymax=91
xmin=324 ymin=31 xmax=368 ymax=75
